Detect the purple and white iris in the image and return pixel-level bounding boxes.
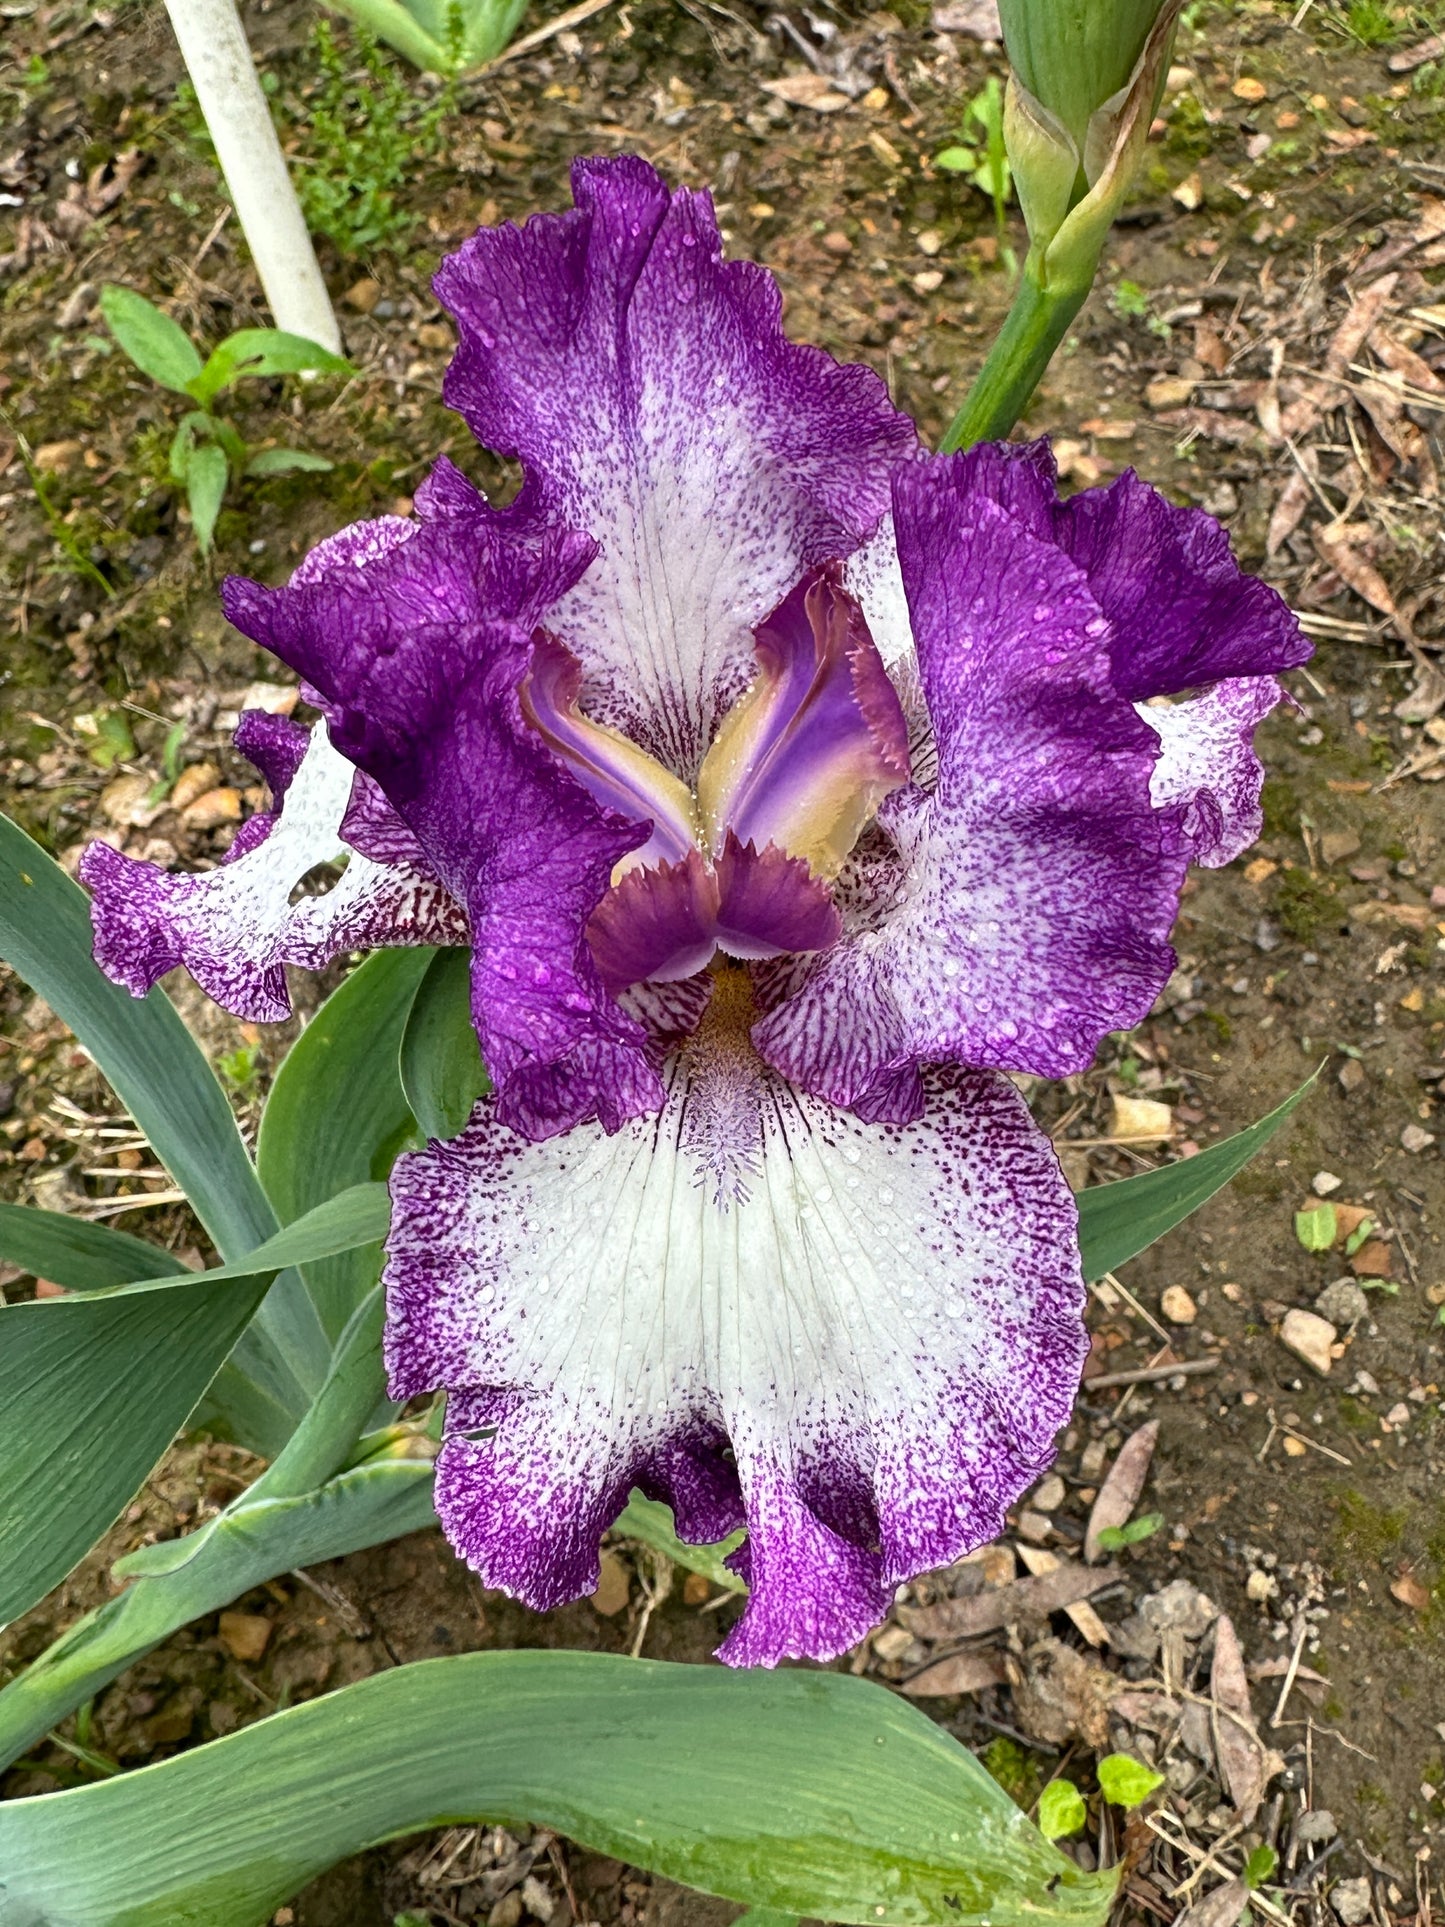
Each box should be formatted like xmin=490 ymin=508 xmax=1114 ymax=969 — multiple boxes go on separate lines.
xmin=82 ymin=157 xmax=1307 ymax=1667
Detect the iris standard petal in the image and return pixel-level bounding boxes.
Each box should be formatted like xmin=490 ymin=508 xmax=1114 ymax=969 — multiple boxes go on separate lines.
xmin=435 ymin=154 xmax=918 ymax=777
xmin=755 ymin=456 xmax=1182 ymax=1115
xmin=384 ymin=973 xmax=1084 ymax=1668
xmin=82 ymin=720 xmax=465 ymax=1023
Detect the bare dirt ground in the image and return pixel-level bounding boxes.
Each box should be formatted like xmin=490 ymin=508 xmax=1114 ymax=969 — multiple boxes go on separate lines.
xmin=2 ymin=0 xmax=1445 ymax=1922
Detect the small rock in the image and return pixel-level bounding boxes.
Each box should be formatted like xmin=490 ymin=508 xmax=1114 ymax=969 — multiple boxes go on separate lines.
xmin=1338 ymin=1058 xmax=1366 ymax=1094
xmin=169 ymin=762 xmax=220 ymax=813
xmin=217 ymin=1611 xmax=273 ymax=1663
xmin=1146 ymin=376 xmax=1197 ymax=410
xmin=1297 ymin=1810 xmax=1337 ymax=1844
xmin=1079 ymin=1439 xmax=1108 ymax=1480
xmin=916 ymin=228 xmax=944 ymax=256
xmin=1315 ymin=1278 xmax=1368 ymax=1327
xmin=1279 ymin=1307 xmax=1337 ymax=1377
xmin=1032 ymin=1473 xmax=1066 ymax=1513
xmin=1320 ymin=829 xmax=1361 ymax=865
xmin=590 ymin=1547 xmax=631 ymax=1616
xmin=33 ymin=439 xmax=83 ymax=473
xmin=1016 ymin=1509 xmax=1052 ymax=1544
xmin=1140 ymin=1578 xmax=1217 ymax=1639
xmin=1283 ymin=1435 xmax=1308 ymax=1457
xmin=912 ymin=268 xmax=944 ymax=294
xmin=100 ymin=772 xmax=160 ymax=829
xmin=1112 ymin=1094 xmax=1173 ymax=1141
xmin=180 ymin=786 xmax=243 ymax=831
xmin=872 ymin=1622 xmax=916 ymax=1662
xmin=1172 ymin=172 xmax=1204 ymax=211
xmin=1394 ymin=1564 xmax=1433 ymax=1610
xmin=520 ymin=1875 xmax=556 ymax=1922
xmin=1161 ymin=1285 xmax=1198 ymax=1325
xmin=820 ymin=230 xmax=853 ymax=257
xmin=1401 ymin=1123 xmax=1436 ymax=1154
xmin=1349 ymin=1239 xmax=1393 ymax=1281
xmin=1245 ymin=1569 xmax=1276 ymax=1603
xmin=416 ymin=321 xmax=451 ymax=349
xmin=1232 ymin=74 xmax=1268 ymax=99
xmin=1333 ymin=1877 xmax=1373 ymax=1926
xmin=681 ymin=1571 xmax=710 ymax=1606
xmin=344 ymin=277 xmax=382 ymax=313
xmin=1385 ymin=1401 xmax=1411 ymax=1427
xmin=488 ymin=1894 xmax=525 ymax=1927
xmin=1349 ymin=1369 xmax=1380 ymax=1396
xmin=239 ymin=682 xmax=298 ymax=716
xmin=1312 ymin=1170 xmax=1343 ymax=1196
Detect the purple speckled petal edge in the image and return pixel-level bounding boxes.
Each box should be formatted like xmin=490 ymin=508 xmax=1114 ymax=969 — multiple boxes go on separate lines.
xmin=82 ymin=723 xmax=466 ymax=1023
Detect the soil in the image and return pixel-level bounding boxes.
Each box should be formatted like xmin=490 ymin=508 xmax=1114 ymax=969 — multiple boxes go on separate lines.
xmin=2 ymin=0 xmax=1445 ymax=1923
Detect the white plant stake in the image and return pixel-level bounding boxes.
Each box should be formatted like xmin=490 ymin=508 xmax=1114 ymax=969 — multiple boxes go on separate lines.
xmin=163 ymin=0 xmax=342 ymax=353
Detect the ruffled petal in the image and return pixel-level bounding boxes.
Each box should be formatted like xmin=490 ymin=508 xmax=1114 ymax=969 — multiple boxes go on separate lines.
xmin=384 ymin=980 xmax=1084 ymax=1668
xmin=435 ymin=154 xmax=918 ymax=776
xmin=223 ymin=466 xmax=665 ymax=1138
xmin=755 ymin=454 xmax=1183 ymax=1111
xmin=1054 ymin=466 xmax=1311 ymax=699
xmin=82 ymin=723 xmax=465 ymax=1023
xmin=1142 ymin=676 xmax=1285 ymax=867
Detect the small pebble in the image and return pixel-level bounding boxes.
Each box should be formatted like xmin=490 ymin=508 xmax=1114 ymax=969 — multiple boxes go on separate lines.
xmin=1161 ymin=1285 xmax=1197 ymax=1324
xmin=1315 ymin=1278 xmax=1368 ymax=1327
xmin=1279 ymin=1307 xmax=1337 ymax=1377
xmin=1032 ymin=1473 xmax=1066 ymax=1512
xmin=1338 ymin=1057 xmax=1366 ymax=1094
xmin=1401 ymin=1123 xmax=1436 ymax=1154
xmin=1312 ymin=1170 xmax=1343 ymax=1196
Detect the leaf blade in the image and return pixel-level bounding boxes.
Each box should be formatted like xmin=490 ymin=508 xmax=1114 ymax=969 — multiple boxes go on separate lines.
xmin=0 ymin=1185 xmax=390 ymax=1625
xmin=1076 ymin=1071 xmax=1317 ymax=1281
xmin=99 ymin=285 xmax=203 ymax=393
xmin=0 ymin=1204 xmax=188 ymax=1292
xmin=0 ymin=1655 xmax=1118 ymax=1927
xmin=397 ymin=944 xmax=489 ymax=1141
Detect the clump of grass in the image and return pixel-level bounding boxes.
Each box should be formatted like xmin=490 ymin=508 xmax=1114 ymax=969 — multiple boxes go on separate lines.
xmin=1274 ymin=869 xmax=1336 ymax=941
xmin=290 ymin=20 xmax=458 ymax=255
xmin=1344 ymin=0 xmax=1397 ymax=46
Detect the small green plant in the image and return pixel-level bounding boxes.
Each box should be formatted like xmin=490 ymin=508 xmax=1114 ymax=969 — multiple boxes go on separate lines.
xmin=1295 ymin=1201 xmax=1337 ymax=1252
xmin=1344 ymin=0 xmax=1397 ymax=46
xmin=1095 ymin=1512 xmax=1164 ymax=1551
xmin=218 ymin=1044 xmax=264 ymax=1098
xmin=289 ymin=21 xmax=457 ymax=255
xmin=73 ymin=711 xmax=137 ymax=771
xmin=936 ymin=77 xmax=1014 ymax=261
xmin=1095 ymin=1754 xmax=1164 ymax=1809
xmin=101 ymin=285 xmax=351 ymax=553
xmin=1037 ymin=1778 xmax=1087 ymax=1841
xmin=1244 ymin=1844 xmax=1279 ymax=1889
xmin=1110 ymin=278 xmax=1150 ymax=319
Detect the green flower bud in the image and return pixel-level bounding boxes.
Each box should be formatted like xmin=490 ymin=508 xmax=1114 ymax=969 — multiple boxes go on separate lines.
xmin=999 ymin=0 xmax=1165 ymax=157
xmin=1002 ymin=0 xmax=1183 ymax=283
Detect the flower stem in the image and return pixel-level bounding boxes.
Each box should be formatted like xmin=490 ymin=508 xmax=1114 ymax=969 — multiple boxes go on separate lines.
xmin=938 ymin=253 xmax=1092 ymax=454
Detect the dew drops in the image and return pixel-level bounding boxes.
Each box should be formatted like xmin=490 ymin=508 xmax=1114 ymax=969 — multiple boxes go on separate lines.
xmin=877 ymin=1185 xmax=895 ymax=1206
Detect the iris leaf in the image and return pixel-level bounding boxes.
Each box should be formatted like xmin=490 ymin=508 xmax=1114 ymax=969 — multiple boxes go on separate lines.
xmin=614 ymin=1492 xmax=747 ymax=1594
xmin=1076 ymin=1070 xmax=1317 ymax=1281
xmin=0 ymin=1184 xmax=389 ymax=1627
xmin=0 ymin=1287 xmax=436 ymax=1774
xmin=0 ymin=1654 xmax=1119 ymax=1927
xmin=398 ymin=944 xmax=489 ymax=1141
xmin=0 ymin=1203 xmax=188 ymax=1292
xmin=257 ymin=946 xmax=434 ymax=1349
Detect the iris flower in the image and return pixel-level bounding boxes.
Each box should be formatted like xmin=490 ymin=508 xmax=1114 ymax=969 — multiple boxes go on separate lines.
xmin=84 ymin=157 xmax=1307 ymax=1666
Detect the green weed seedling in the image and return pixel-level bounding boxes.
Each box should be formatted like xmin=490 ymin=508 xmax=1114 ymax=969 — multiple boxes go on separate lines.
xmin=100 ymin=285 xmax=352 ymax=553
xmin=935 ymin=76 xmax=1015 ymax=265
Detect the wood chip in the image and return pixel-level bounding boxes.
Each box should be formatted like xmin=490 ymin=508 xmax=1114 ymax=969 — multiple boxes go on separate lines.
xmin=900 ymin=1648 xmax=1010 ymax=1697
xmin=1388 ymin=31 xmax=1445 ymax=72
xmin=1211 ymin=1613 xmax=1265 ymax=1821
xmin=760 ymin=73 xmax=852 ymax=112
xmin=1266 ymin=464 xmax=1313 ymax=557
xmin=1176 ymin=1879 xmax=1250 ymax=1927
xmin=1391 ymin=1570 xmax=1429 ymax=1612
xmin=1085 ymin=1419 xmax=1159 ymax=1563
xmin=1016 ymin=1543 xmax=1112 ymax=1646
xmin=895 ymin=1561 xmax=1122 ymax=1641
